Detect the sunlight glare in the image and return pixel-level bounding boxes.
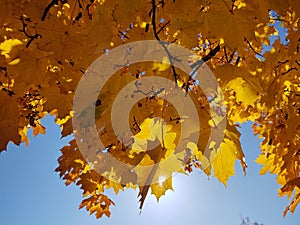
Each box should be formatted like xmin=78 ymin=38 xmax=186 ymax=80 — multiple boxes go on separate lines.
xmin=158 ymin=176 xmax=166 ymax=186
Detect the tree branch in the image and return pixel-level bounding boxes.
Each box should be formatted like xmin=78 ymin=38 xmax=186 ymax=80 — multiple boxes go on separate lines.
xmin=19 ymin=17 xmax=42 ymax=48
xmin=157 ymin=20 xmax=170 ymax=35
xmin=189 ymin=44 xmax=220 ymax=79
xmin=151 ymin=0 xmax=161 ymax=41
xmin=245 ymin=38 xmax=264 ymax=58
xmin=41 ymin=0 xmax=59 ymax=21
xmin=151 ymin=0 xmax=179 ymax=83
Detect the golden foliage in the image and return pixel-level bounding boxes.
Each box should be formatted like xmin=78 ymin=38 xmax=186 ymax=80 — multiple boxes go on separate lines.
xmin=0 ymin=0 xmax=299 ymax=219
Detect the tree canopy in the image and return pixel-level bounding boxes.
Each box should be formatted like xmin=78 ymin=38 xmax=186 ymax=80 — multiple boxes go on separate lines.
xmin=0 ymin=0 xmax=299 ymax=219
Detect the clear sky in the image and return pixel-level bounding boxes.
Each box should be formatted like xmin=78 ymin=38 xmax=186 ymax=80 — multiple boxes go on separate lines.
xmin=1 ymin=115 xmax=300 ymax=225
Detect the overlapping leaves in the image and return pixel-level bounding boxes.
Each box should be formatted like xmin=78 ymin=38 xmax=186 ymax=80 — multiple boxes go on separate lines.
xmin=0 ymin=0 xmax=299 ymax=219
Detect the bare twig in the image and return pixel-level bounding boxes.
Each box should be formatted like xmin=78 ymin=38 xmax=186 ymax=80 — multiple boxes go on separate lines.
xmin=19 ymin=17 xmax=42 ymax=48
xmin=41 ymin=0 xmax=59 ymax=21
xmin=281 ymin=67 xmax=297 ymax=76
xmin=157 ymin=20 xmax=170 ymax=35
xmin=245 ymin=38 xmax=264 ymax=58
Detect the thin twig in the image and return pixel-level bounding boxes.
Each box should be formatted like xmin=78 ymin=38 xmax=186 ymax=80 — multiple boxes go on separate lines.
xmin=271 ymin=18 xmax=290 ymax=23
xmin=157 ymin=20 xmax=170 ymax=35
xmin=19 ymin=17 xmax=42 ymax=48
xmin=281 ymin=67 xmax=297 ymax=76
xmin=245 ymin=38 xmax=264 ymax=58
xmin=41 ymin=0 xmax=59 ymax=21
xmin=223 ymin=46 xmax=229 ymax=63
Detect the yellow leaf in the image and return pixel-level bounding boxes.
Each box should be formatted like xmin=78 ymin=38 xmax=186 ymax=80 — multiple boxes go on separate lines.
xmin=255 ymin=153 xmax=275 ymax=175
xmin=151 ymin=177 xmax=173 ymax=201
xmin=135 ymin=118 xmax=153 ymax=140
xmin=212 ymin=124 xmax=246 ymax=185
xmin=187 ymin=141 xmax=203 ymax=161
xmin=226 ymin=77 xmax=259 ymax=106
xmin=152 ymin=56 xmax=170 ymax=72
xmin=212 ymin=139 xmax=237 ymax=185
xmin=0 ymin=39 xmax=23 ymax=59
xmin=32 ymin=123 xmax=46 ymax=137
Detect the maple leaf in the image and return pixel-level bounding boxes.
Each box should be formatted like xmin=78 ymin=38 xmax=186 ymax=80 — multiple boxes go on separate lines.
xmin=0 ymin=92 xmax=21 ymax=152
xmin=211 ymin=124 xmax=246 ymax=185
xmin=79 ymin=194 xmax=115 ymax=219
xmin=150 ymin=177 xmax=173 ymax=201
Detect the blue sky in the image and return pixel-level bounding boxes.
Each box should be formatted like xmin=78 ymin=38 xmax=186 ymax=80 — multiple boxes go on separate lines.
xmin=1 ymin=115 xmax=299 ymax=225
